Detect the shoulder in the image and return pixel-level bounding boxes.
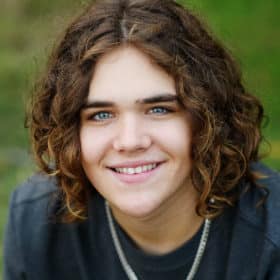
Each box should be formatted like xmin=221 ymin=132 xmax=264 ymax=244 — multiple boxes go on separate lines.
xmin=251 ymin=162 xmax=280 ymax=216
xmin=8 ymin=173 xmax=60 ymax=226
xmin=11 ymin=172 xmax=58 ymax=206
xmin=6 ymin=173 xmax=60 ymax=249
xmin=251 ymin=161 xmax=280 ymax=181
xmin=238 ymin=162 xmax=280 ymax=249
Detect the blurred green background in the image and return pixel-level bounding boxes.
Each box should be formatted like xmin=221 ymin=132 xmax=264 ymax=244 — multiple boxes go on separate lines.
xmin=0 ymin=0 xmax=279 ymax=277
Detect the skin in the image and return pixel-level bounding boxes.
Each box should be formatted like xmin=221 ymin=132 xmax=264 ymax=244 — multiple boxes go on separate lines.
xmin=80 ymin=46 xmax=203 ymax=255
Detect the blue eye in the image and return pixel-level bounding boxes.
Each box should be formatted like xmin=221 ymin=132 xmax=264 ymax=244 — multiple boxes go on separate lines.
xmin=91 ymin=111 xmax=113 ymax=121
xmin=149 ymin=107 xmax=170 ymax=115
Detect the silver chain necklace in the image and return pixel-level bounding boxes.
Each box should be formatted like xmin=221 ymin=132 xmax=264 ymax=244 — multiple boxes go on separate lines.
xmin=105 ymin=201 xmax=211 ymax=280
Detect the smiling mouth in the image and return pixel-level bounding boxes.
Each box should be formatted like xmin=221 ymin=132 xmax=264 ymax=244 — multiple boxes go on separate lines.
xmin=110 ymin=163 xmax=159 ymax=175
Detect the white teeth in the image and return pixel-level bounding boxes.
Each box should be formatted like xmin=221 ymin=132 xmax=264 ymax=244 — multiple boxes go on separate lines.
xmin=135 ymin=166 xmax=142 ymax=173
xmin=115 ymin=163 xmax=157 ymax=174
xmin=128 ymin=168 xmax=134 ymax=174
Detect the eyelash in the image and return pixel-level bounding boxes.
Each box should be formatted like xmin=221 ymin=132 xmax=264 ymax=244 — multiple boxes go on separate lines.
xmin=88 ymin=111 xmax=114 ymax=122
xmin=86 ymin=106 xmax=174 ymax=122
xmin=148 ymin=106 xmax=173 ymax=115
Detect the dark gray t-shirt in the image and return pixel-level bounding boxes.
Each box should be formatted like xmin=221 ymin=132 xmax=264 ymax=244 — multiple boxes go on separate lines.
xmin=3 ymin=163 xmax=280 ymax=279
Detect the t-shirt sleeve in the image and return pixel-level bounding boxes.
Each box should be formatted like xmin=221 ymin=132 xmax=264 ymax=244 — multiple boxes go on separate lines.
xmin=3 ymin=191 xmax=26 ymax=279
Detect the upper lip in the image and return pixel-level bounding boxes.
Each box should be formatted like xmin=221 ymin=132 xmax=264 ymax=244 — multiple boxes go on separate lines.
xmin=107 ymin=160 xmax=164 ymax=169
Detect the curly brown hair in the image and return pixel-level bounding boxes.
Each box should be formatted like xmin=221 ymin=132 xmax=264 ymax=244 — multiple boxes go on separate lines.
xmin=27 ymin=0 xmax=265 ymax=222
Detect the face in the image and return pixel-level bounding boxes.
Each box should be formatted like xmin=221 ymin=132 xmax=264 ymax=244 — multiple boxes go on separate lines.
xmin=80 ymin=46 xmax=197 ymax=219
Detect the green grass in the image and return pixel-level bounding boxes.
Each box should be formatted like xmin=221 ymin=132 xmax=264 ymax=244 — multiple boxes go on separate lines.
xmin=0 ymin=0 xmax=279 ymax=278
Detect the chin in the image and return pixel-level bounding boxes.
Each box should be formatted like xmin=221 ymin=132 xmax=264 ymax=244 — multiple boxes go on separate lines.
xmin=113 ymin=196 xmax=163 ymax=219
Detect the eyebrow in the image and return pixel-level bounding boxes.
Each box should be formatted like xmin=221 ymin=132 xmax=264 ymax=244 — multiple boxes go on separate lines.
xmin=82 ymin=101 xmax=114 ymax=109
xmin=82 ymin=93 xmax=178 ymax=109
xmin=136 ymin=94 xmax=178 ymax=104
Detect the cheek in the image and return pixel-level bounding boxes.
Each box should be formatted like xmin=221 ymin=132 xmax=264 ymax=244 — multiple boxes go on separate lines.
xmin=156 ymin=120 xmax=192 ymax=156
xmin=80 ymin=127 xmax=111 ymax=165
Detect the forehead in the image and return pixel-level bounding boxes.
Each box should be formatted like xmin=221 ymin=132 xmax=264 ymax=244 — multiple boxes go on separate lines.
xmin=87 ymin=46 xmax=176 ymax=103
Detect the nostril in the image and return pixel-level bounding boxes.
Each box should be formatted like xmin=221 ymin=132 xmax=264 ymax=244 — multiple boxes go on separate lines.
xmin=113 ymin=134 xmax=152 ymax=152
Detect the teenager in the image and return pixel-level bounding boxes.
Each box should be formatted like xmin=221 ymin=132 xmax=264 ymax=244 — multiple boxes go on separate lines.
xmin=4 ymin=0 xmax=280 ymax=279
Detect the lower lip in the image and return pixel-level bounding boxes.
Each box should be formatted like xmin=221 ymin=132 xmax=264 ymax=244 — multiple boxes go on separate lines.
xmin=109 ymin=164 xmax=162 ymax=184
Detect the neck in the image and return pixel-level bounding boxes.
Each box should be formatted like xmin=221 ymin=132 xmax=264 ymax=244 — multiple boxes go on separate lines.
xmin=110 ymin=186 xmax=203 ymax=255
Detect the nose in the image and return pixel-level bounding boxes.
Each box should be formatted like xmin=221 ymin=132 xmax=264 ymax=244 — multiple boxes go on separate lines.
xmin=113 ymin=114 xmax=152 ymax=152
